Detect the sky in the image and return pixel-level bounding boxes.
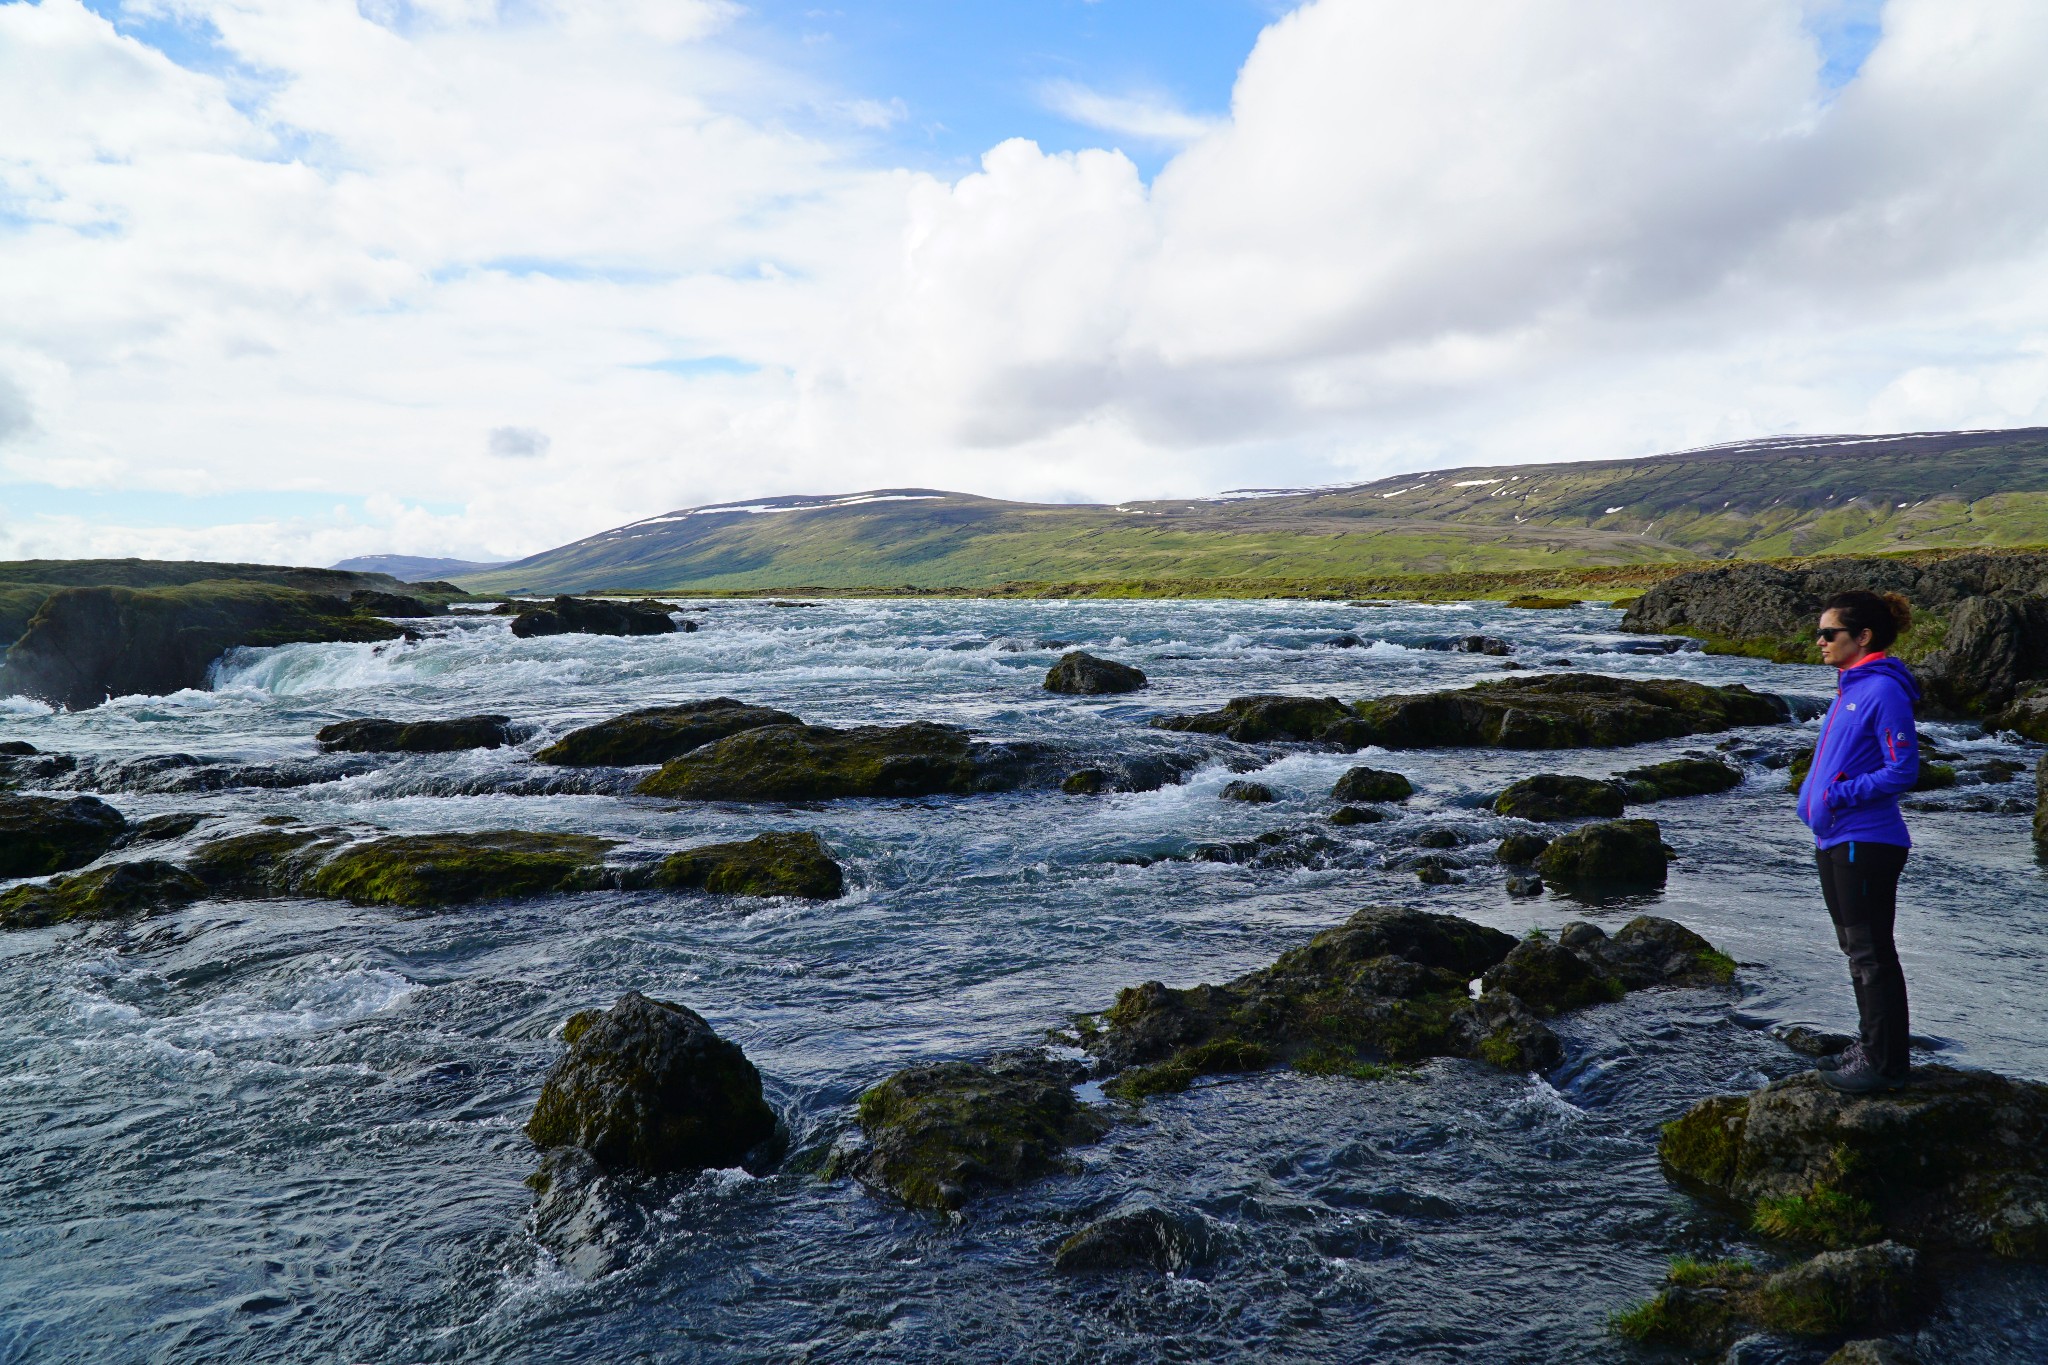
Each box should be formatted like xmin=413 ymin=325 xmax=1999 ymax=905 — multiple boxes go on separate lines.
xmin=2 ymin=0 xmax=2045 ymax=566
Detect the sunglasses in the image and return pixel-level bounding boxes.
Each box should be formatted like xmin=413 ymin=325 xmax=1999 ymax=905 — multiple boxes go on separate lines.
xmin=1815 ymin=626 xmax=1855 ymax=642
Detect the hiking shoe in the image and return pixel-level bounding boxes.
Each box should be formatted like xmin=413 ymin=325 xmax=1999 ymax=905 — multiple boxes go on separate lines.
xmin=1820 ymin=1058 xmax=1906 ymax=1094
xmin=1816 ymin=1042 xmax=1866 ymax=1073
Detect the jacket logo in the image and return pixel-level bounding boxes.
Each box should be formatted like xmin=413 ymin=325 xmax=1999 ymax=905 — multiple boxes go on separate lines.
xmin=1846 ymin=703 xmax=1857 ymax=710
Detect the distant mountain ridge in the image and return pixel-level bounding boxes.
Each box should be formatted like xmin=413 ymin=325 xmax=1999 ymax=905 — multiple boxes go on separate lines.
xmin=453 ymin=426 xmax=2048 ymax=594
xmin=330 ymin=554 xmax=507 ymax=581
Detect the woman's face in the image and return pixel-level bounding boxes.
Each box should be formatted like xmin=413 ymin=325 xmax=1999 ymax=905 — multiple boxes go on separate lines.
xmin=1816 ymin=608 xmax=1872 ymax=667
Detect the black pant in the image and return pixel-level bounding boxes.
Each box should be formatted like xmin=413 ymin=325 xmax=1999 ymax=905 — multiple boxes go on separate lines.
xmin=1814 ymin=841 xmax=1911 ymax=1077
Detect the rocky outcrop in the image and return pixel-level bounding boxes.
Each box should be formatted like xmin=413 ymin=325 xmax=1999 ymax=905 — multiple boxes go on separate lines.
xmin=315 ymin=715 xmax=516 ymax=753
xmin=844 ymin=1049 xmax=1110 ymax=1212
xmin=1152 ymin=694 xmax=1353 ymax=743
xmin=509 ymin=596 xmax=682 ymax=639
xmin=1330 ymin=765 xmax=1413 ymax=802
xmin=1616 ymin=756 xmax=1744 ymax=801
xmin=1535 ymin=818 xmax=1673 ymax=890
xmin=1044 ymin=651 xmax=1147 ymax=695
xmin=1990 ymin=683 xmax=2048 ymax=742
xmin=1619 ymin=551 xmax=2048 ymax=715
xmin=1480 ymin=919 xmax=1731 ymax=1014
xmin=1495 ymin=773 xmax=1624 ymax=821
xmin=1660 ymin=1066 xmax=2048 ymax=1258
xmin=348 ymin=590 xmax=444 ymax=618
xmin=303 ymin=831 xmax=618 ymax=907
xmin=1612 ymin=1243 xmax=1924 ymax=1354
xmin=1418 ymin=633 xmax=1512 ymax=655
xmin=0 ymin=582 xmax=403 ymax=711
xmin=535 ymin=699 xmax=800 ymax=766
xmin=652 ymin=831 xmax=844 ymax=900
xmin=0 ymin=859 xmax=205 ymax=929
xmin=0 ymin=793 xmax=126 ymax=876
xmin=1339 ymin=674 xmax=1788 ymax=750
xmin=635 ymin=722 xmax=1041 ymax=801
xmin=184 ymin=827 xmax=348 ymax=897
xmin=1329 ymin=805 xmax=1385 ymax=826
xmin=1053 ymin=1204 xmax=1222 ymax=1274
xmin=1219 ymin=780 xmax=1275 ymax=803
xmin=526 ymin=992 xmax=777 ymax=1174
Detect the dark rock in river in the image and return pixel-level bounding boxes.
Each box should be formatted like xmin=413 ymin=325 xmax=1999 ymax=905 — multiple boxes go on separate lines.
xmin=510 ymin=596 xmax=680 ymax=639
xmin=185 ymin=827 xmax=347 ymax=897
xmin=1343 ymin=673 xmax=1788 ymax=750
xmin=1495 ymin=832 xmax=1553 ymax=864
xmin=635 ymin=721 xmax=1031 ymax=801
xmin=1988 ymin=683 xmax=2048 ymax=742
xmin=1494 ymin=773 xmax=1624 ymax=821
xmin=526 ymin=1145 xmax=645 ymax=1280
xmin=1534 ymin=818 xmax=1672 ymax=890
xmin=1062 ymin=768 xmax=1110 ymax=795
xmin=348 ymin=590 xmax=443 ymax=618
xmin=1220 ymin=779 xmax=1275 ymax=803
xmin=652 ymin=831 xmax=843 ymax=900
xmin=1614 ymin=1242 xmax=1923 ymax=1354
xmin=1053 ymin=1204 xmax=1222 ymax=1274
xmin=535 ymin=699 xmax=801 ymax=766
xmin=316 ymin=714 xmax=515 ymax=753
xmin=1570 ymin=916 xmax=1735 ymax=989
xmin=1616 ymin=756 xmax=1744 ymax=802
xmin=303 ymin=831 xmax=618 ymax=907
xmin=0 ymin=859 xmax=206 ymax=929
xmin=1660 ymin=1065 xmax=2048 ymax=1258
xmin=1043 ymin=651 xmax=1147 ymax=695
xmin=0 ymin=744 xmax=77 ymax=789
xmin=0 ymin=581 xmax=403 ymax=711
xmin=847 ymin=1049 xmax=1110 ymax=1212
xmin=1330 ymin=765 xmax=1413 ymax=802
xmin=1424 ymin=633 xmax=1512 ymax=656
xmin=1481 ymin=938 xmax=1623 ymax=1014
xmin=1151 ymin=694 xmax=1353 ymax=744
xmin=1329 ymin=804 xmax=1385 ymax=826
xmin=527 ymin=992 xmax=777 ymax=1175
xmin=0 ymin=793 xmax=126 ymax=876
xmin=113 ymin=811 xmax=214 ymax=847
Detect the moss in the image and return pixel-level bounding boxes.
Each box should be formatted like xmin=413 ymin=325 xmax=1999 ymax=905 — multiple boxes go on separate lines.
xmin=535 ymin=700 xmax=799 ymax=766
xmin=1693 ymin=948 xmax=1739 ymax=985
xmin=1290 ymin=1048 xmax=1411 ymax=1081
xmin=0 ymin=860 xmax=205 ymax=929
xmin=184 ymin=828 xmax=342 ymax=897
xmin=1667 ymin=1256 xmax=1755 ymax=1287
xmin=1105 ymin=1037 xmax=1273 ymax=1099
xmin=1476 ymin=1032 xmax=1529 ymax=1069
xmin=0 ymin=794 xmax=127 ymax=877
xmin=1608 ymin=1288 xmax=1735 ymax=1347
xmin=303 ymin=831 xmax=616 ymax=907
xmin=1752 ymin=1186 xmax=1881 ymax=1249
xmin=637 ymin=721 xmax=983 ymax=801
xmin=1659 ymin=1095 xmax=1748 ymax=1187
xmin=653 ymin=831 xmax=844 ymax=900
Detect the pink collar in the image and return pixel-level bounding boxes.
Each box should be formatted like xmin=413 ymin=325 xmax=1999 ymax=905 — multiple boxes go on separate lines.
xmin=1841 ymin=650 xmax=1889 ymax=672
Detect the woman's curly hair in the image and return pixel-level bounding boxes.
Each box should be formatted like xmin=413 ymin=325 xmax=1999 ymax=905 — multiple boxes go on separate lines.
xmin=1822 ymin=589 xmax=1913 ymax=650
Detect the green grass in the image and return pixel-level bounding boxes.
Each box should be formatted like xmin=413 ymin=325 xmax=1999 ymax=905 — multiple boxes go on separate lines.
xmin=1751 ymin=1186 xmax=1880 ymax=1248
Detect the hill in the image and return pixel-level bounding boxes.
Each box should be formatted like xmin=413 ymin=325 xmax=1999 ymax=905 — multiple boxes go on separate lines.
xmin=450 ymin=427 xmax=2048 ymax=595
xmin=330 ymin=554 xmax=507 ymax=581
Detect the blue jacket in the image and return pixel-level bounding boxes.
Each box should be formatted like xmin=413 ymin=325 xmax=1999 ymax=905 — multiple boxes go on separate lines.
xmin=1796 ymin=654 xmax=1920 ymax=849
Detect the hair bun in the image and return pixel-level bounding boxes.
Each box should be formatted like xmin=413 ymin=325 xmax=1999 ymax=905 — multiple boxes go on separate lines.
xmin=1879 ymin=591 xmax=1913 ymax=634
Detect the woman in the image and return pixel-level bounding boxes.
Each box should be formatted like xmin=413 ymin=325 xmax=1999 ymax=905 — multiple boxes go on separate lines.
xmin=1796 ymin=589 xmax=1920 ymax=1094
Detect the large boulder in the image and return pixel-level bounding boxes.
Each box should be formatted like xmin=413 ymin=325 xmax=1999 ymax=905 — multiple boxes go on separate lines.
xmin=1053 ymin=1204 xmax=1222 ymax=1274
xmin=1151 ymin=694 xmax=1353 ymax=743
xmin=0 ymin=581 xmax=402 ymax=711
xmin=1330 ymin=765 xmax=1414 ymax=802
xmin=1989 ymin=683 xmax=2048 ymax=742
xmin=1535 ymin=818 xmax=1672 ymax=890
xmin=1616 ymin=756 xmax=1744 ymax=801
xmin=510 ymin=596 xmax=680 ymax=639
xmin=1659 ymin=1066 xmax=2048 ymax=1257
xmin=184 ymin=827 xmax=347 ymax=897
xmin=535 ymin=699 xmax=800 ymax=766
xmin=635 ymin=722 xmax=1008 ymax=801
xmin=302 ymin=831 xmax=618 ymax=907
xmin=1568 ymin=916 xmax=1735 ymax=989
xmin=1339 ymin=673 xmax=1788 ymax=750
xmin=526 ymin=992 xmax=776 ymax=1174
xmin=1918 ymin=594 xmax=2048 ymax=715
xmin=1480 ymin=938 xmax=1623 ymax=1014
xmin=0 ymin=859 xmax=205 ymax=930
xmin=845 ymin=1049 xmax=1110 ymax=1212
xmin=1612 ymin=1242 xmax=1923 ymax=1354
xmin=1494 ymin=773 xmax=1624 ymax=821
xmin=1044 ymin=651 xmax=1147 ymax=695
xmin=651 ymin=831 xmax=844 ymax=900
xmin=0 ymin=794 xmax=127 ymax=876
xmin=315 ymin=715 xmax=515 ymax=753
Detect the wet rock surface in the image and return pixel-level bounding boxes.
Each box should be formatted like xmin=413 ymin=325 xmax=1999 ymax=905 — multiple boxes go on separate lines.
xmin=846 ymin=1050 xmax=1110 ymax=1213
xmin=1330 ymin=765 xmax=1414 ymax=802
xmin=1494 ymin=773 xmax=1625 ymax=821
xmin=526 ymin=1145 xmax=646 ymax=1280
xmin=1619 ymin=756 xmax=1745 ymax=801
xmin=510 ymin=596 xmax=681 ymax=639
xmin=535 ymin=699 xmax=801 ymax=766
xmin=303 ymin=831 xmax=620 ymax=907
xmin=1043 ymin=651 xmax=1147 ymax=695
xmin=1614 ymin=1242 xmax=1924 ymax=1355
xmin=315 ymin=714 xmax=516 ymax=753
xmin=635 ymin=722 xmax=1046 ymax=801
xmin=1052 ymin=1204 xmax=1223 ymax=1274
xmin=0 ymin=793 xmax=127 ymax=876
xmin=526 ymin=992 xmax=777 ymax=1175
xmin=0 ymin=859 xmax=206 ymax=929
xmin=651 ymin=831 xmax=844 ymax=900
xmin=1219 ymin=779 xmax=1276 ymax=804
xmin=1535 ymin=818 xmax=1673 ymax=890
xmin=1152 ymin=693 xmax=1353 ymax=744
xmin=1343 ymin=673 xmax=1789 ymax=750
xmin=1660 ymin=1066 xmax=2048 ymax=1259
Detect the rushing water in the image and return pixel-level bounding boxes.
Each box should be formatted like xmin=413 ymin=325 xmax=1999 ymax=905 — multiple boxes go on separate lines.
xmin=2 ymin=599 xmax=2044 ymax=1365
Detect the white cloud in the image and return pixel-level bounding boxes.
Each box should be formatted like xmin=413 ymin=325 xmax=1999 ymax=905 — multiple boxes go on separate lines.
xmin=1039 ymin=80 xmax=1221 ymax=147
xmin=2 ymin=0 xmax=2047 ymax=565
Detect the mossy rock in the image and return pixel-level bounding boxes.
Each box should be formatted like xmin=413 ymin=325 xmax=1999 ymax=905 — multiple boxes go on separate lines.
xmin=636 ymin=722 xmax=987 ymax=801
xmin=653 ymin=831 xmax=843 ymax=900
xmin=1616 ymin=756 xmax=1743 ymax=802
xmin=303 ymin=831 xmax=617 ymax=907
xmin=535 ymin=699 xmax=801 ymax=766
xmin=1611 ymin=1244 xmax=1921 ymax=1352
xmin=1343 ymin=672 xmax=1789 ymax=750
xmin=1989 ymin=684 xmax=2048 ymax=743
xmin=848 ymin=1050 xmax=1110 ymax=1212
xmin=0 ymin=859 xmax=204 ymax=930
xmin=1496 ymin=832 xmax=1552 ymax=864
xmin=526 ymin=991 xmax=776 ymax=1175
xmin=1220 ymin=780 xmax=1276 ymax=803
xmin=510 ymin=596 xmax=677 ymax=639
xmin=1150 ymin=694 xmax=1353 ymax=744
xmin=1044 ymin=651 xmax=1147 ymax=695
xmin=1052 ymin=1204 xmax=1221 ymax=1274
xmin=1480 ymin=939 xmax=1624 ymax=1014
xmin=0 ymin=794 xmax=127 ymax=877
xmin=315 ymin=715 xmax=514 ymax=753
xmin=1330 ymin=765 xmax=1413 ymax=802
xmin=1657 ymin=1066 xmax=2048 ymax=1258
xmin=1534 ymin=818 xmax=1671 ymax=889
xmin=1493 ymin=773 xmax=1624 ymax=821
xmin=184 ymin=828 xmax=346 ymax=897
xmin=1329 ymin=804 xmax=1386 ymax=826
xmin=1062 ymin=768 xmax=1110 ymax=795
